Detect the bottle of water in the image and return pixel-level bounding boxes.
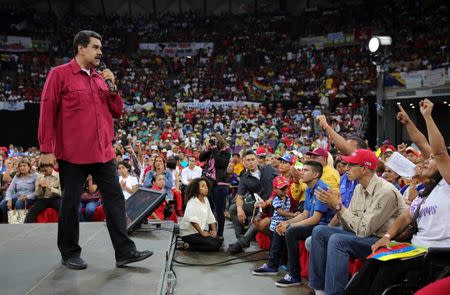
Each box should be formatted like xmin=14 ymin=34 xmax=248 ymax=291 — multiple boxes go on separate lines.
xmin=166 ymin=270 xmax=177 ymax=295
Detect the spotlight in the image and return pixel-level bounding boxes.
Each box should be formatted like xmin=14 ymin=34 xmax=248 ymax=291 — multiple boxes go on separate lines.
xmin=411 ymin=106 xmax=415 ymax=109
xmin=396 ymin=102 xmax=401 ymax=105
xmin=368 ymin=36 xmax=392 ymax=53
xmin=444 ymin=101 xmax=448 ymax=104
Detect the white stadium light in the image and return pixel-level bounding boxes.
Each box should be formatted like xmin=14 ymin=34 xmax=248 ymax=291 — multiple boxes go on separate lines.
xmin=368 ymin=36 xmax=392 ymax=53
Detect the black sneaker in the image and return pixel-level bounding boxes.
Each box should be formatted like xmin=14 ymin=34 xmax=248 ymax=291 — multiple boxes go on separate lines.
xmin=61 ymin=257 xmax=87 ymax=270
xmin=116 ymin=250 xmax=153 ymax=267
xmin=275 ymin=274 xmax=302 ymax=287
xmin=252 ymin=263 xmax=278 ymax=276
xmin=227 ymin=242 xmax=243 ymax=254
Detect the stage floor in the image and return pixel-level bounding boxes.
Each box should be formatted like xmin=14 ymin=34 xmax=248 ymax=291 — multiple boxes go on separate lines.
xmin=0 ymin=222 xmax=174 ymax=295
xmin=173 ymin=221 xmax=313 ymax=295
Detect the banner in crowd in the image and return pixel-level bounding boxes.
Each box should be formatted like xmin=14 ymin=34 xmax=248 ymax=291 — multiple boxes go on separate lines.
xmin=386 ymin=68 xmax=447 ymax=89
xmin=299 ymin=33 xmax=354 ymax=49
xmin=0 ymin=101 xmax=26 ymax=111
xmin=138 ymin=42 xmax=214 ymax=57
xmin=177 ymin=100 xmax=261 ymax=110
xmin=0 ymin=35 xmax=33 ymax=52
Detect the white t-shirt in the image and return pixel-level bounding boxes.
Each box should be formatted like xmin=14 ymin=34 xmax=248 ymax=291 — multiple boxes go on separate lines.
xmin=411 ymin=179 xmax=450 ymax=248
xmin=181 ymin=166 xmax=202 ymax=186
xmin=180 ymin=197 xmax=216 ymax=237
xmin=119 ymin=175 xmax=138 ymax=200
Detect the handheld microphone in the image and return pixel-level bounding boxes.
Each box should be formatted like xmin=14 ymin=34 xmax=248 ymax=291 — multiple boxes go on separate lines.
xmin=98 ymin=62 xmax=116 ymax=93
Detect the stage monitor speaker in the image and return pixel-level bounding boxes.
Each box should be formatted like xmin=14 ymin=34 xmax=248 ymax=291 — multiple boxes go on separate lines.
xmin=125 ymin=188 xmax=167 ymax=234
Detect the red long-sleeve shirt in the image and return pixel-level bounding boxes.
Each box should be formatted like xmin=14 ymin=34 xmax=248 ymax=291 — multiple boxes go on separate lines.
xmin=38 ymin=58 xmax=123 ymax=164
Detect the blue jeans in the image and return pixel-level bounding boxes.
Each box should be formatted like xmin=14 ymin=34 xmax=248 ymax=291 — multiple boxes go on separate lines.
xmin=285 ymin=224 xmax=316 ymax=280
xmin=308 ymin=225 xmax=379 ymax=295
xmin=79 ymin=200 xmax=100 ymax=222
xmin=0 ymin=197 xmax=34 ymax=221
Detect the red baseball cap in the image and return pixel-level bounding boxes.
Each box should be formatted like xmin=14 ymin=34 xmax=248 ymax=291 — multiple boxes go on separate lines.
xmin=341 ymin=149 xmax=379 ymax=170
xmin=307 ymin=147 xmax=329 ymax=159
xmin=273 ymin=175 xmax=290 ymax=189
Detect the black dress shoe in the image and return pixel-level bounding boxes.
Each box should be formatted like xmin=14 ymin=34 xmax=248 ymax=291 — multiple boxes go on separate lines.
xmin=116 ymin=250 xmax=153 ymax=267
xmin=61 ymin=257 xmax=87 ymax=270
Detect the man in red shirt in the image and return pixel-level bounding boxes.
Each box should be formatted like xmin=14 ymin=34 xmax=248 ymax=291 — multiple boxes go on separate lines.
xmin=38 ymin=30 xmax=152 ymax=270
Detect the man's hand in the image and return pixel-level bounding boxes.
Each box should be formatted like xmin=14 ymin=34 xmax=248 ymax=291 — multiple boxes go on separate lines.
xmin=237 ymin=206 xmax=246 ymax=224
xmin=276 ymin=221 xmax=289 ymax=235
xmin=315 ymin=187 xmax=340 ymax=208
xmin=19 ymin=195 xmax=28 ymax=201
xmin=419 ymin=99 xmax=434 ymax=118
xmin=396 ymin=105 xmax=411 ymax=125
xmin=40 ymin=153 xmax=55 ymax=167
xmin=316 ymin=115 xmax=329 ymax=129
xmin=371 ymin=236 xmax=391 ymax=253
xmin=101 ymin=68 xmax=115 ymax=86
xmin=397 ymin=143 xmax=407 ymax=154
xmin=40 ymin=179 xmax=48 ymax=188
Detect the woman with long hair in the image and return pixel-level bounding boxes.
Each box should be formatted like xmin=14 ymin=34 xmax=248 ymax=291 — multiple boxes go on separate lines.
xmin=199 ymin=133 xmax=231 ymax=238
xmin=179 ymin=177 xmax=223 ymax=251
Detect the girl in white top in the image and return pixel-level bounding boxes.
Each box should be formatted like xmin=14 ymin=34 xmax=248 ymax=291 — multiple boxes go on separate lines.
xmin=179 ymin=177 xmax=223 ymax=252
xmin=118 ymin=161 xmax=139 ymax=200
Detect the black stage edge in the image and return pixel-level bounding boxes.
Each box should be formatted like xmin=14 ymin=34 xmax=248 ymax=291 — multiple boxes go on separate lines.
xmin=0 ymin=222 xmax=176 ymax=295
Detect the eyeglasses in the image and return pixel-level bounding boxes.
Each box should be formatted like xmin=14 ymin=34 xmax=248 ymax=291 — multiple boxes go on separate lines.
xmin=279 ymin=186 xmax=288 ymax=191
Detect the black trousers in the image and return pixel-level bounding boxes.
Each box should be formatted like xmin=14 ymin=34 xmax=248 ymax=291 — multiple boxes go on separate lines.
xmin=344 ymin=256 xmax=425 ymax=295
xmin=57 ymin=160 xmax=136 ymax=260
xmin=24 ymin=197 xmax=61 ymax=223
xmin=181 ymin=233 xmax=223 ymax=252
xmin=267 ymin=230 xmax=287 ymax=269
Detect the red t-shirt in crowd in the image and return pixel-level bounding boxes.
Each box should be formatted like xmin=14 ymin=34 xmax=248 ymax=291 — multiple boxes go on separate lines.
xmin=38 ymin=59 xmax=123 ymax=164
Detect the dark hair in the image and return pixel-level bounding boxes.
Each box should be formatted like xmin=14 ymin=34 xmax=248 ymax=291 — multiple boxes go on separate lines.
xmin=304 ymin=161 xmax=323 ymax=179
xmin=244 ymin=150 xmax=256 ymax=158
xmin=73 ymin=30 xmax=102 ymax=55
xmin=166 ymin=157 xmax=177 ymax=170
xmin=215 ymin=134 xmax=228 ymax=150
xmin=420 ymin=170 xmax=443 ymax=198
xmin=184 ymin=177 xmax=211 ymax=202
xmin=118 ymin=161 xmax=131 ymax=172
xmin=151 ymin=173 xmax=165 ymax=184
xmin=152 ymin=155 xmax=166 ymax=171
xmin=347 ymin=136 xmax=368 ymax=149
xmin=232 ymin=153 xmax=240 ymax=158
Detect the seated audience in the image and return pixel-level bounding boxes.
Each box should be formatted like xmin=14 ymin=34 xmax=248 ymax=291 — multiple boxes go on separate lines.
xmin=118 ymin=161 xmax=138 ymax=200
xmin=252 ymin=175 xmax=297 ymax=276
xmin=79 ymin=175 xmax=102 ymax=222
xmin=274 ymin=161 xmax=335 ymax=287
xmin=0 ymin=158 xmax=37 ymax=222
xmin=24 ymin=162 xmax=61 ymax=223
xmin=308 ymin=149 xmax=407 ymax=295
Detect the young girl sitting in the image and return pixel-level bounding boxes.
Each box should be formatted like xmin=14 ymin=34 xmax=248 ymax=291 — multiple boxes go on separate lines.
xmin=179 ymin=177 xmax=223 ymax=251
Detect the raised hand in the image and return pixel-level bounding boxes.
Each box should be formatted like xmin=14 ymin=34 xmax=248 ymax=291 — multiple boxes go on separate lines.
xmin=396 ymin=105 xmax=411 ymax=125
xmin=419 ymin=99 xmax=434 ymax=118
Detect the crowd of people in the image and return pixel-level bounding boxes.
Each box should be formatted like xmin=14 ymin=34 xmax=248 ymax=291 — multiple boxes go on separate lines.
xmin=1 ymin=1 xmax=450 ymax=294
xmin=1 ymin=97 xmax=449 ymax=293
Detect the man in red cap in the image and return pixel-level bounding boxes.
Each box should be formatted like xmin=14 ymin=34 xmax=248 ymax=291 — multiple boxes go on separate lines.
xmin=308 ymin=149 xmax=407 ymax=295
xmin=306 ymin=147 xmax=340 ymax=192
